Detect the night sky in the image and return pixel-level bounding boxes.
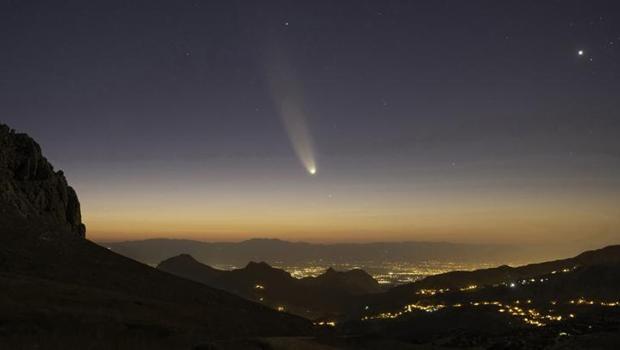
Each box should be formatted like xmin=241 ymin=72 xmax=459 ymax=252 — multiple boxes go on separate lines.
xmin=1 ymin=1 xmax=619 ymax=248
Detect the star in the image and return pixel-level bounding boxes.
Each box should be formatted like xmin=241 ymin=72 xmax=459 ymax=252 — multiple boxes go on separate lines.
xmin=577 ymin=50 xmax=584 ymax=56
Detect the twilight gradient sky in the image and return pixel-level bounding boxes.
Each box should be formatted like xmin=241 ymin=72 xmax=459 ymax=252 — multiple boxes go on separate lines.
xmin=1 ymin=1 xmax=619 ymax=246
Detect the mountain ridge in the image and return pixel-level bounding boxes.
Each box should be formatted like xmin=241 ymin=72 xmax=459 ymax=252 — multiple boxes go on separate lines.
xmin=107 ymin=237 xmax=526 ymax=267
xmin=158 ymin=254 xmax=383 ymax=319
xmin=357 ymin=244 xmax=620 ymax=314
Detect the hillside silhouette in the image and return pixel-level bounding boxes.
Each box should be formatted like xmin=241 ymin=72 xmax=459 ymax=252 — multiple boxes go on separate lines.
xmin=158 ymin=254 xmax=382 ymax=319
xmin=0 ymin=124 xmax=311 ymax=349
xmin=109 ymin=238 xmax=521 ymax=266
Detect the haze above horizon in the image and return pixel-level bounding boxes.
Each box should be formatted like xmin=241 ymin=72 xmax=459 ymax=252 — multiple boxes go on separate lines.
xmin=2 ymin=1 xmax=619 ymax=249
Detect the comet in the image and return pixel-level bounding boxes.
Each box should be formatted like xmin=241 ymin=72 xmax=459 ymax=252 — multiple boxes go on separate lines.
xmin=264 ymin=46 xmax=317 ymax=175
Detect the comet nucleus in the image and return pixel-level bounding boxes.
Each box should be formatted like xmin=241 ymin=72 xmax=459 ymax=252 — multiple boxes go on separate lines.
xmin=265 ymin=47 xmax=317 ymax=175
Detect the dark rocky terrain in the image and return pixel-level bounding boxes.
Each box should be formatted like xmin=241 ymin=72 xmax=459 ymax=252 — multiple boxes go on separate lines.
xmin=0 ymin=123 xmax=312 ymax=349
xmin=158 ymin=255 xmax=382 ymax=319
xmin=0 ymin=124 xmax=84 ymax=239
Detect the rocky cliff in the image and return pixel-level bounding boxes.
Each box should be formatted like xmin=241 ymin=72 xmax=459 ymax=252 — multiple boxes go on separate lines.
xmin=0 ymin=123 xmax=85 ymax=238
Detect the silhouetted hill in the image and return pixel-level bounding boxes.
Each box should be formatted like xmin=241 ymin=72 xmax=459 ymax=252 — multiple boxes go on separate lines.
xmin=383 ymin=244 xmax=620 ymax=301
xmin=157 ymin=253 xmax=224 ymax=284
xmin=158 ymin=254 xmax=382 ymax=319
xmin=301 ymin=267 xmax=383 ymax=295
xmin=107 ymin=237 xmax=519 ymax=266
xmin=0 ymin=124 xmax=85 ymax=238
xmin=0 ymin=124 xmax=311 ymax=349
xmin=351 ymin=245 xmax=620 ymax=319
xmin=341 ymin=248 xmax=620 ymax=349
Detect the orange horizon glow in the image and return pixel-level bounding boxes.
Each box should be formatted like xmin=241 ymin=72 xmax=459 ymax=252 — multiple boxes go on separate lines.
xmin=81 ymin=184 xmax=620 ymax=246
xmin=67 ymin=151 xmax=620 ymax=250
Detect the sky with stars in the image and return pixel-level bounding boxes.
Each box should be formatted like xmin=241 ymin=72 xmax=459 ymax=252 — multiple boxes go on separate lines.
xmin=1 ymin=1 xmax=619 ymax=250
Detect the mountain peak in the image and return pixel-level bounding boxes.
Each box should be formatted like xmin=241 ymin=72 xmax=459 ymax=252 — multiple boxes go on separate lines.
xmin=312 ymin=266 xmax=383 ymax=294
xmin=0 ymin=124 xmax=85 ymax=238
xmin=160 ymin=253 xmax=199 ymax=265
xmin=245 ymin=261 xmax=273 ymax=270
xmin=157 ymin=253 xmax=224 ymax=285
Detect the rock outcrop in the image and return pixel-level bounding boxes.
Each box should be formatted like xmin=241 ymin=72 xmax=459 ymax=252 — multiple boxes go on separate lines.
xmin=0 ymin=123 xmax=85 ymax=238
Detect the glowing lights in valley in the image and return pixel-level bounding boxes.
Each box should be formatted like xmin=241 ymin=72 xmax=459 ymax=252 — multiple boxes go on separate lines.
xmin=362 ymin=302 xmax=446 ymax=320
xmin=362 ymin=298 xmax=620 ymax=326
xmin=361 ymin=266 xmax=620 ymax=328
xmin=460 ymin=284 xmax=478 ymax=291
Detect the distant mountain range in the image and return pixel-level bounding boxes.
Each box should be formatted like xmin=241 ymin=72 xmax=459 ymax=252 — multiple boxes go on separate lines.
xmin=158 ymin=254 xmax=382 ymax=319
xmin=106 ymin=238 xmax=527 ymax=267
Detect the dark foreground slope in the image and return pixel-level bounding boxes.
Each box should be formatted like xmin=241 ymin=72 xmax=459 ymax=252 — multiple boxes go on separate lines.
xmin=0 ymin=124 xmax=311 ymax=349
xmin=158 ymin=255 xmax=382 ymax=319
xmin=0 ymin=236 xmax=312 ymax=349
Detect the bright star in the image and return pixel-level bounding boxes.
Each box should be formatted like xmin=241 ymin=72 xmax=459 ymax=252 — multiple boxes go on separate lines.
xmin=577 ymin=50 xmax=584 ymax=56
